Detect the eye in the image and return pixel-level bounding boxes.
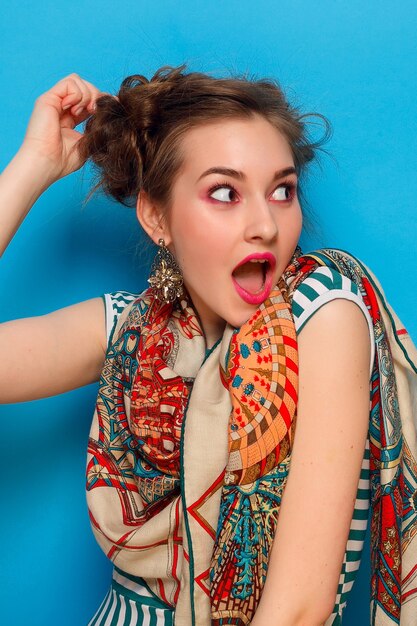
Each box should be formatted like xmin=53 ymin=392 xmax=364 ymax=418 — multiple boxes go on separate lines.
xmin=271 ymin=183 xmax=295 ymax=202
xmin=209 ymin=184 xmax=238 ymax=203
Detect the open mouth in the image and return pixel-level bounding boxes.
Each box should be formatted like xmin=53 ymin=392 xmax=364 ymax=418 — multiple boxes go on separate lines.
xmin=232 ymin=259 xmax=268 ymax=294
xmin=231 ymin=253 xmax=276 ymax=305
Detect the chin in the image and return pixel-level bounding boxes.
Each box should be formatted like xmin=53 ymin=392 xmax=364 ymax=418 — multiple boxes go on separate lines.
xmin=225 ymin=306 xmax=259 ymax=330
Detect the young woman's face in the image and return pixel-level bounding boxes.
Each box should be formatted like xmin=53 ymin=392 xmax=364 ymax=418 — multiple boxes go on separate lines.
xmin=165 ymin=115 xmax=303 ymax=347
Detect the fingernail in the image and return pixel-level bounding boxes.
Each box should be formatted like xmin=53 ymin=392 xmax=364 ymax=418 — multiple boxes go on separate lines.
xmin=62 ymin=103 xmax=72 ymax=110
xmin=74 ymin=106 xmax=84 ymax=116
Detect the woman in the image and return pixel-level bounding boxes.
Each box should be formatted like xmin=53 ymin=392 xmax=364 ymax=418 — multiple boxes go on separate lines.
xmin=1 ymin=66 xmax=416 ymax=626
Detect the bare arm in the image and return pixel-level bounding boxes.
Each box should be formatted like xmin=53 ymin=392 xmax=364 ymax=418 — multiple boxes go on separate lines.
xmin=251 ymin=299 xmax=371 ymax=626
xmin=0 ymin=149 xmax=56 ymax=256
xmin=0 ymin=73 xmax=105 ymax=257
xmin=0 ymin=297 xmax=107 ymax=403
xmin=0 ymin=75 xmax=112 ymax=402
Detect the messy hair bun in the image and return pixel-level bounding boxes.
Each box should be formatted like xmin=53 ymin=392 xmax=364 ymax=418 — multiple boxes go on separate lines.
xmin=79 ymin=64 xmax=331 ymax=209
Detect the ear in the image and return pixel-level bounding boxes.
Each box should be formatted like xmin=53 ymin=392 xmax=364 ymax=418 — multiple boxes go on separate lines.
xmin=136 ymin=191 xmax=172 ymax=246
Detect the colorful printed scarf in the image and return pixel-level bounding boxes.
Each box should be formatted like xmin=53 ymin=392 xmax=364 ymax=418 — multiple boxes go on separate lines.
xmin=87 ymin=248 xmax=417 ymax=625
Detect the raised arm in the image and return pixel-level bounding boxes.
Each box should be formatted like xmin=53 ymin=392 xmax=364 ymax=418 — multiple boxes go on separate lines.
xmin=251 ymin=298 xmax=371 ymax=626
xmin=0 ymin=75 xmax=110 ymax=402
xmin=0 ymin=73 xmax=104 ymax=256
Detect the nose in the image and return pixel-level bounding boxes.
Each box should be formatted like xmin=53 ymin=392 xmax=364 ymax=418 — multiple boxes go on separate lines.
xmin=243 ymin=198 xmax=278 ymax=243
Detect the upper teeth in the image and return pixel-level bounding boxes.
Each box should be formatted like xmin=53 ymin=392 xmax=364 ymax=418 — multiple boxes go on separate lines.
xmin=249 ymin=259 xmax=267 ymax=263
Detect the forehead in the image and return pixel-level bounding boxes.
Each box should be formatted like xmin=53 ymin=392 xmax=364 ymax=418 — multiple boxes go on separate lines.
xmin=179 ymin=115 xmax=295 ymax=175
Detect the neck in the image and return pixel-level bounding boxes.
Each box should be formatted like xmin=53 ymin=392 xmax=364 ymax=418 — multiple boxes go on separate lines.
xmin=200 ymin=316 xmax=226 ymax=350
xmin=182 ymin=285 xmax=227 ymax=350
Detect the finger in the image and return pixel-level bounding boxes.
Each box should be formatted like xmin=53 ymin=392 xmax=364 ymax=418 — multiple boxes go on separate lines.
xmin=65 ymin=75 xmax=106 ymax=116
xmin=57 ymin=77 xmax=86 ymax=112
xmin=80 ymin=79 xmax=109 ymax=112
xmin=49 ymin=73 xmax=91 ymax=115
xmin=61 ymin=106 xmax=92 ymax=129
xmin=33 ymin=87 xmax=81 ymax=123
xmin=39 ymin=74 xmax=106 ymax=120
xmin=63 ymin=75 xmax=94 ymax=115
xmin=50 ymin=74 xmax=84 ymax=103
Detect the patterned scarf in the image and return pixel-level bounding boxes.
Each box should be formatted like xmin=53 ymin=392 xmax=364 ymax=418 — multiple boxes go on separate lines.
xmin=87 ymin=248 xmax=417 ymax=625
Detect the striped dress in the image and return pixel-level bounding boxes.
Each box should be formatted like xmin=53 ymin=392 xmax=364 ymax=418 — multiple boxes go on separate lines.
xmin=89 ymin=266 xmax=374 ymax=625
xmin=88 ymin=567 xmax=174 ymax=626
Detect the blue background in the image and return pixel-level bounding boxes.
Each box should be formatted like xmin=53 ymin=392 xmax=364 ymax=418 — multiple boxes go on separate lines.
xmin=1 ymin=1 xmax=416 ymax=624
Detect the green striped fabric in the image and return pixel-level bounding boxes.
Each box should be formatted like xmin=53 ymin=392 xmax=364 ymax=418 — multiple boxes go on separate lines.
xmin=101 ymin=266 xmax=373 ymax=624
xmin=102 ymin=291 xmax=141 ymax=345
xmin=87 ymin=567 xmax=174 ymax=626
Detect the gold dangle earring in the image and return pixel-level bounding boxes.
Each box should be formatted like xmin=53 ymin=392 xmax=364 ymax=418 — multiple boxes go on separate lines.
xmin=148 ymin=238 xmax=184 ymax=303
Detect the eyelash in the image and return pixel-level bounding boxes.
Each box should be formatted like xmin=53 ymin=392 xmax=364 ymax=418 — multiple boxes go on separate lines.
xmin=208 ymin=180 xmax=239 ymax=200
xmin=207 ymin=179 xmax=297 ymax=202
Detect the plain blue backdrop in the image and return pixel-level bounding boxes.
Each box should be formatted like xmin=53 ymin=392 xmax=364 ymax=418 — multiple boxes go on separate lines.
xmin=1 ymin=2 xmax=416 ymax=624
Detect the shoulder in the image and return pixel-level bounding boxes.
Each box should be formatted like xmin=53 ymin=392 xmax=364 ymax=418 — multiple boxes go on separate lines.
xmin=291 ymin=266 xmax=375 ymax=376
xmin=297 ymin=298 xmax=372 ymax=407
xmin=291 ymin=266 xmax=362 ymax=330
xmin=102 ymin=290 xmax=143 ymax=346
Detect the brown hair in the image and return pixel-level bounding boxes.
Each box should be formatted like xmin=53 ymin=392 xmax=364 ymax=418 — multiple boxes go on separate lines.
xmin=79 ymin=64 xmax=330 ymax=218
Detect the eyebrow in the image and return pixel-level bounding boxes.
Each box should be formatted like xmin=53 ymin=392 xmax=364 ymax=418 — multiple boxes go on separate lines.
xmin=197 ymin=166 xmax=297 ymax=182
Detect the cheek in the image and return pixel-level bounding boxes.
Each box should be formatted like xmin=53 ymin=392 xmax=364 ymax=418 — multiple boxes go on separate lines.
xmin=284 ymin=205 xmax=303 ymax=241
xmin=170 ymin=213 xmax=227 ymax=267
xmin=178 ymin=236 xmax=224 ymax=276
xmin=168 ymin=201 xmax=204 ymax=244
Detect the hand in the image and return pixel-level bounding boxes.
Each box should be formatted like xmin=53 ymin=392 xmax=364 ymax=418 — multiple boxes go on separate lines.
xmin=20 ymin=73 xmax=106 ymax=182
